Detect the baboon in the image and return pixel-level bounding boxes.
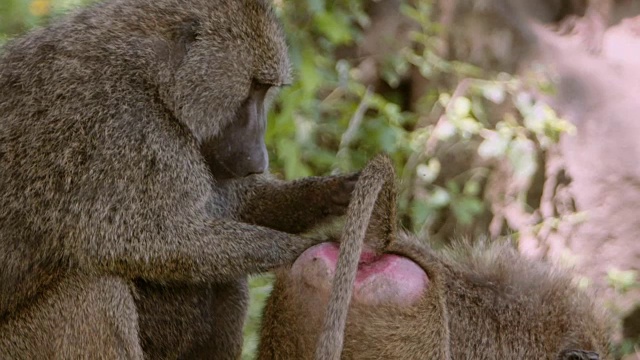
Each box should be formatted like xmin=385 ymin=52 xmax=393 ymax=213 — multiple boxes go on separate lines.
xmin=0 ymin=0 xmax=357 ymax=358
xmin=258 ymin=156 xmax=612 ymax=360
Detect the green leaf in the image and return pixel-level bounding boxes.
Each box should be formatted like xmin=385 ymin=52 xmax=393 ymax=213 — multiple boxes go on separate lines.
xmin=463 ymin=180 xmax=481 ymax=196
xmin=435 ymin=121 xmax=456 ymax=141
xmin=276 ymin=138 xmax=312 ymax=179
xmin=411 ymin=200 xmax=434 ymax=232
xmin=307 ymin=0 xmax=325 ymax=13
xmin=507 ymin=138 xmax=537 ymax=181
xmin=481 ymin=83 xmax=506 ymax=104
xmin=416 ymin=158 xmax=441 ymax=183
xmin=429 ymin=187 xmax=451 ymax=208
xmin=451 ymin=197 xmax=484 ymax=225
xmin=299 ymin=48 xmax=323 ymax=96
xmin=314 ymin=11 xmax=353 ymax=45
xmin=607 ymin=269 xmax=638 ymax=294
xmin=478 ymin=130 xmax=510 ymax=159
xmin=451 ymin=97 xmax=472 ymax=118
xmin=376 ymin=125 xmax=401 ymax=153
xmin=457 ymin=117 xmax=481 ymax=137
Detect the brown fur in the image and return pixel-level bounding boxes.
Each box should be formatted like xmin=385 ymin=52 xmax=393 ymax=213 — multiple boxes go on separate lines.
xmin=0 ymin=0 xmax=356 ymax=357
xmin=258 ymin=156 xmax=612 ymax=360
xmin=136 ymin=174 xmax=357 ymax=359
xmin=316 ymin=154 xmax=396 ymax=360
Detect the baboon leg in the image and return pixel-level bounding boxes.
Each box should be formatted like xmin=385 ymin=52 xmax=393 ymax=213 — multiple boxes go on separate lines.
xmin=182 ymin=278 xmax=249 ymax=359
xmin=0 ymin=274 xmax=142 ymax=359
xmin=136 ymin=277 xmax=248 ymax=360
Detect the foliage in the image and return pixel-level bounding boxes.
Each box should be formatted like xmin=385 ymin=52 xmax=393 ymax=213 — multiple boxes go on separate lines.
xmin=242 ymin=274 xmax=274 ymax=359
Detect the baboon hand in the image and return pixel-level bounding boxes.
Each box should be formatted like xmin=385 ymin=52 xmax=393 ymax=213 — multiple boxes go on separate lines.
xmin=326 ymin=172 xmax=360 ymax=215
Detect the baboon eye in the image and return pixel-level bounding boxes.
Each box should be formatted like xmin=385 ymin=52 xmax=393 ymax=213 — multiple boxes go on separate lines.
xmin=248 ymin=81 xmax=276 ymax=102
xmin=251 ymin=81 xmax=283 ymax=109
xmin=176 ymin=19 xmax=200 ymax=48
xmin=162 ymin=19 xmax=200 ymax=68
xmin=253 ymin=81 xmax=272 ymax=93
xmin=558 ymin=349 xmax=600 ymax=360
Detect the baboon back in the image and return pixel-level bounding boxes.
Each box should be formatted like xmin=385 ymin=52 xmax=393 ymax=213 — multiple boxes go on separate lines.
xmin=258 ymin=156 xmax=612 ymax=360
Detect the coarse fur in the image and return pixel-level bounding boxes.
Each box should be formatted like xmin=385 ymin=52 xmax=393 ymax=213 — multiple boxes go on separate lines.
xmin=258 ymin=156 xmax=612 ymax=360
xmin=315 ymin=154 xmax=397 ymax=360
xmin=0 ymin=0 xmax=357 ymax=358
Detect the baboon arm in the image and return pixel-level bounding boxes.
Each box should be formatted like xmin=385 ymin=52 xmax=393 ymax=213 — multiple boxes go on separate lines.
xmin=86 ymin=220 xmax=318 ymax=283
xmin=238 ymin=173 xmax=358 ymax=234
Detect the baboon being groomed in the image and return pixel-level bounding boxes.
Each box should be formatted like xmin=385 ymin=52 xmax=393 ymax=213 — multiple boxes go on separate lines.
xmin=258 ymin=155 xmax=612 ymax=360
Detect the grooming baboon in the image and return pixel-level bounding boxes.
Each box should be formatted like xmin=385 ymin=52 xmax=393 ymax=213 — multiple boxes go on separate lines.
xmin=0 ymin=0 xmax=357 ymax=358
xmin=258 ymin=156 xmax=612 ymax=360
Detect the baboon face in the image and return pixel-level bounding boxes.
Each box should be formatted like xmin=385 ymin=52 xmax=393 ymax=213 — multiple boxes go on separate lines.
xmin=199 ymin=81 xmax=273 ymax=180
xmin=262 ymin=239 xmax=611 ymax=359
xmin=150 ymin=0 xmax=291 ymax=179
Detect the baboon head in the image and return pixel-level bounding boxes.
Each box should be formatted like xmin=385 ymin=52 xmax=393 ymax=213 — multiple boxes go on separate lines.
xmin=89 ymin=0 xmax=290 ymax=179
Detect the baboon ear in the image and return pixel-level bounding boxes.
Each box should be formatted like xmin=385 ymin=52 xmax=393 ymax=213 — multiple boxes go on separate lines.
xmin=174 ymin=19 xmax=199 ymax=50
xmin=558 ymin=349 xmax=600 ymax=360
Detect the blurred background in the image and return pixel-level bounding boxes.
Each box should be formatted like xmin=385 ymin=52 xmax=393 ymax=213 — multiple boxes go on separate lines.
xmin=2 ymin=0 xmax=640 ymax=358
